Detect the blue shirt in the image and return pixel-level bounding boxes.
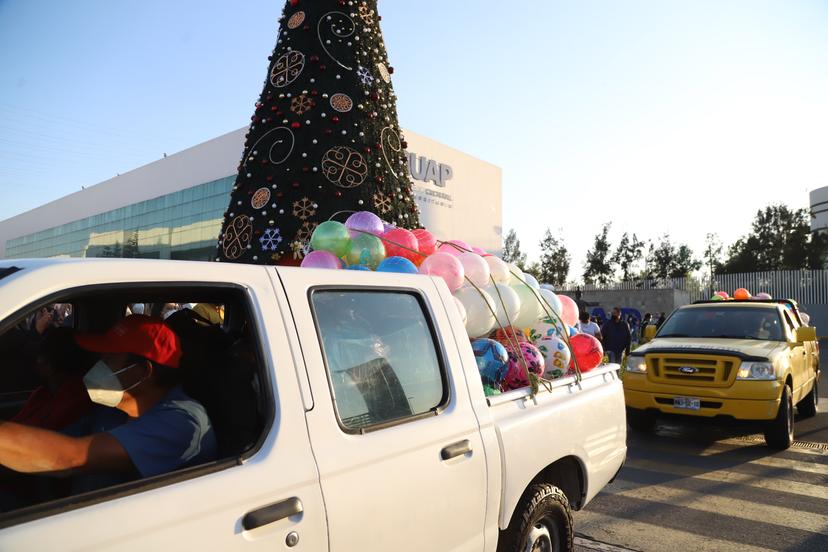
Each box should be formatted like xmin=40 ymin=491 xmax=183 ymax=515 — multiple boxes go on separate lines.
xmin=65 ymin=386 xmax=216 ymax=491
xmin=109 ymin=386 xmax=217 ymax=478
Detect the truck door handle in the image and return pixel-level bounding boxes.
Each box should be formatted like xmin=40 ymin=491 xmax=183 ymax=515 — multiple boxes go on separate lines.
xmin=441 ymin=439 xmax=472 ymax=460
xmin=243 ymin=497 xmax=303 ymax=531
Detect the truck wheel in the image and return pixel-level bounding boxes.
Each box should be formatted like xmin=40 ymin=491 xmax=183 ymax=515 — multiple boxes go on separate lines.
xmin=498 ymin=484 xmax=573 ymax=552
xmin=798 ymin=377 xmax=818 ymax=418
xmin=626 ymin=408 xmax=656 ymax=432
xmin=764 ymin=385 xmax=794 ymax=450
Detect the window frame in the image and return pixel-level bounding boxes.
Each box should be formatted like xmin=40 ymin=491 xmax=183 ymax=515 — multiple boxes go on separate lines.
xmin=0 ymin=281 xmax=275 ymax=529
xmin=308 ymin=285 xmax=452 ymax=435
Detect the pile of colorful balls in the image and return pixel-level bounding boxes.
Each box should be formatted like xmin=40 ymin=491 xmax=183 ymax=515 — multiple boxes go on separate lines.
xmin=302 ymin=211 xmax=606 ymax=395
xmin=710 ymin=289 xmax=773 ymax=301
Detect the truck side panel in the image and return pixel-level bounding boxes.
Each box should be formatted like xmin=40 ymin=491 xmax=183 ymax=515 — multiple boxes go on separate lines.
xmin=490 ymin=367 xmax=627 ymax=529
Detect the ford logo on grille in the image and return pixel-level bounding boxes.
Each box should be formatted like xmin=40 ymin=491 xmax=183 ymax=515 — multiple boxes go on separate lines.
xmin=679 ymin=366 xmax=698 ymax=374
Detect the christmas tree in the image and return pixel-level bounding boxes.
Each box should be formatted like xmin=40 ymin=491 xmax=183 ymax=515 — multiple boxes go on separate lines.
xmin=215 ymin=0 xmax=420 ymax=265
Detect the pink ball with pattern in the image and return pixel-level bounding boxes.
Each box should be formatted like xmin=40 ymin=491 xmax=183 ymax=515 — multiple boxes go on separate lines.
xmin=503 ymin=342 xmax=545 ymax=390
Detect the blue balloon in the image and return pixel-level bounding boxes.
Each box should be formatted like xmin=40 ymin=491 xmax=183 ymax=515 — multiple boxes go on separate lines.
xmin=471 ymin=338 xmax=509 ymax=387
xmin=346 ymin=264 xmax=372 ymax=271
xmin=377 ymin=256 xmax=418 ymax=274
xmin=568 ymin=325 xmax=578 ymax=337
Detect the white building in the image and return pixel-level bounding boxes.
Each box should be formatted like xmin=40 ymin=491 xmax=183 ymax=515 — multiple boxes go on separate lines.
xmin=0 ymin=127 xmax=502 ymax=260
xmin=810 ymin=186 xmax=828 ymax=233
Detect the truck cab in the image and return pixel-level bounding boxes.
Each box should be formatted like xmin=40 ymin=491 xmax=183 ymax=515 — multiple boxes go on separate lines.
xmin=0 ymin=258 xmax=626 ymax=551
xmin=624 ymin=299 xmax=820 ymax=449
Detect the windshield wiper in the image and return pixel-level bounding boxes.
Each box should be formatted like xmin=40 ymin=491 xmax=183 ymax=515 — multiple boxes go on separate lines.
xmin=658 ymin=333 xmax=691 ymax=338
xmin=711 ymin=335 xmax=761 ymax=340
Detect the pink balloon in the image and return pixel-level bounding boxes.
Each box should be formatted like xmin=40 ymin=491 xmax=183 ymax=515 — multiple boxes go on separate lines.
xmin=419 ymin=252 xmax=465 ymax=292
xmin=382 ymin=228 xmax=420 ymax=263
xmin=437 ymin=240 xmax=471 ymax=256
xmin=411 ymin=228 xmax=437 ymax=258
xmin=300 ymin=250 xmax=342 ymax=270
xmin=557 ymin=295 xmax=579 ymax=327
xmin=471 ymin=246 xmax=486 ymax=255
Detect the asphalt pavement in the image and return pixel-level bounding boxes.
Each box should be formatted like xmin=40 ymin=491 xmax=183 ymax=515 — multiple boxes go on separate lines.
xmin=574 ymin=370 xmax=828 ymax=551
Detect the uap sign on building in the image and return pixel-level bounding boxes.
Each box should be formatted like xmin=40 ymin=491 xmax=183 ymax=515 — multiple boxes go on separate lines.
xmin=408 ymin=152 xmax=453 ymax=187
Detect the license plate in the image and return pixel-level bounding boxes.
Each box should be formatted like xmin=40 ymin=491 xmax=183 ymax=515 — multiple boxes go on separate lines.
xmin=673 ymin=397 xmax=700 ymax=410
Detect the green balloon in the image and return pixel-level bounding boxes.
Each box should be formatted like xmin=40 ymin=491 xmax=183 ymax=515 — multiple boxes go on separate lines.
xmin=710 ymin=295 xmax=724 ymax=301
xmin=311 ymin=221 xmax=351 ymax=257
xmin=346 ymin=233 xmax=386 ymax=270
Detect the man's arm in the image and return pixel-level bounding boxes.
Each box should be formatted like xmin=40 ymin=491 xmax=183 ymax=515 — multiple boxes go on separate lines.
xmin=0 ymin=422 xmax=134 ymax=475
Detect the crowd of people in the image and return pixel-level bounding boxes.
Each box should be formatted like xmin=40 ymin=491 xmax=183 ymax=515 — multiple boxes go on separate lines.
xmin=576 ymin=307 xmax=667 ymax=363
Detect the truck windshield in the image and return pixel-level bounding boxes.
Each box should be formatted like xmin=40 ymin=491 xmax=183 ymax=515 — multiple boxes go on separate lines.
xmin=658 ymin=306 xmax=784 ymax=341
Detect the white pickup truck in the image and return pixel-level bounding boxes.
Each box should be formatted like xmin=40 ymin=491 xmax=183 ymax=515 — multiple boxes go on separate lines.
xmin=0 ymin=259 xmax=626 ymax=551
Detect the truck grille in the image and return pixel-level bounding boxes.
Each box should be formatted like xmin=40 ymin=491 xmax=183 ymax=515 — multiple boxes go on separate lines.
xmin=646 ymin=354 xmax=739 ymax=388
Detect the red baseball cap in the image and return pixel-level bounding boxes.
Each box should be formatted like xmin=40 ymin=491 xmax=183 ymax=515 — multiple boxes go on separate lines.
xmin=75 ymin=314 xmax=183 ymax=369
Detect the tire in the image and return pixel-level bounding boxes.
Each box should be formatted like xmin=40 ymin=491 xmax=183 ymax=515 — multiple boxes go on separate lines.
xmin=497 ymin=484 xmax=573 ymax=552
xmin=764 ymin=385 xmax=794 ymax=450
xmin=627 ymin=408 xmax=657 ymax=433
xmin=798 ymin=376 xmax=819 ymax=418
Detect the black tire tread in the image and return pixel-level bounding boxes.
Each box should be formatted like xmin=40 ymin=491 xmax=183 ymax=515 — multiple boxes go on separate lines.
xmin=764 ymin=385 xmax=793 ymax=450
xmin=497 ymin=483 xmax=573 ymax=552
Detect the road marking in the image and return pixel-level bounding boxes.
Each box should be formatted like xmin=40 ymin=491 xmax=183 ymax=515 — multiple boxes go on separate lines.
xmin=575 ymin=511 xmax=775 ymax=552
xmin=693 ymin=442 xmax=828 ymax=475
xmin=605 ymin=478 xmax=828 ymax=534
xmin=626 ymin=457 xmax=828 ymax=500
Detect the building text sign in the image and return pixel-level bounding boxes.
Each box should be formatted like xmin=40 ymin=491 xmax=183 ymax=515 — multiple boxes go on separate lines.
xmin=408 ymin=152 xmax=453 ymax=187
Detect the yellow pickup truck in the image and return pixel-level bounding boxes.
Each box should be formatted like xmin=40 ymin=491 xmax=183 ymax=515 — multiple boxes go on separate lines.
xmin=623 ymin=299 xmax=820 ymax=449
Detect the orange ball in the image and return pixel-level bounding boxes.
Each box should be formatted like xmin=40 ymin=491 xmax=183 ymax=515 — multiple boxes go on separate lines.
xmin=734 ymin=288 xmax=751 ymax=300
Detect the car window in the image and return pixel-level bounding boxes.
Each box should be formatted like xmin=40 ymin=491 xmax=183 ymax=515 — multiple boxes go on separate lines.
xmin=311 ymin=290 xmax=448 ymax=432
xmin=658 ymin=307 xmax=783 ymax=341
xmin=0 ymin=287 xmax=266 ymax=522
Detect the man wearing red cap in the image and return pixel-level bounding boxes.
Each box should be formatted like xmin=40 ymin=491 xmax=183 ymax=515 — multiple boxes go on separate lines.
xmin=0 ymin=315 xmax=216 ymax=490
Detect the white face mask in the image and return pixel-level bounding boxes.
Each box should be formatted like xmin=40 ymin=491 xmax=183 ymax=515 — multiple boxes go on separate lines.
xmin=83 ymin=360 xmax=143 ymax=407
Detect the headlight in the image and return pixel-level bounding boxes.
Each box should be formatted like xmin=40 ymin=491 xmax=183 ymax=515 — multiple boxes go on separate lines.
xmin=736 ymin=361 xmax=775 ymax=380
xmin=625 ymin=356 xmax=647 ymax=373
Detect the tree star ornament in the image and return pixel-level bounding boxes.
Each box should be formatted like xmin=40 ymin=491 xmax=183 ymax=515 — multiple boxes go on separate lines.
xmin=214 ymin=0 xmax=419 ymax=266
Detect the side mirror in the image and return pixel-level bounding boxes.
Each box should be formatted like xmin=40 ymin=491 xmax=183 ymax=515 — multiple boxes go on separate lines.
xmin=795 ymin=326 xmax=816 ymax=343
xmin=642 ymin=325 xmax=658 ymax=342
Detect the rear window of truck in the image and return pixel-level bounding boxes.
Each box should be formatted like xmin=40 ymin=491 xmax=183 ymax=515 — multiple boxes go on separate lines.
xmin=311 ymin=290 xmax=448 ymax=433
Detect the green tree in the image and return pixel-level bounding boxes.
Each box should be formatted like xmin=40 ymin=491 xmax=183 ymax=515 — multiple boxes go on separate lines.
xmin=502 ymin=229 xmax=528 ymax=269
xmin=650 ymin=235 xmax=700 ymax=279
xmin=670 ymin=244 xmax=702 ymax=277
xmin=611 ymin=232 xmax=644 ymax=281
xmin=583 ymin=223 xmax=614 ymax=285
xmin=535 ymin=228 xmax=570 ymax=287
xmin=703 ymin=233 xmax=723 ymax=293
xmin=722 ymin=204 xmax=825 ymax=272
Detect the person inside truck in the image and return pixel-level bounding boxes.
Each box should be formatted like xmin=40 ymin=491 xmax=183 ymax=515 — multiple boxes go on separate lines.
xmin=0 ymin=315 xmax=217 ymax=495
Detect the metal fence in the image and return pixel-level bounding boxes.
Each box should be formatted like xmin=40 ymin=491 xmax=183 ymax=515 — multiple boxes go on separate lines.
xmin=558 ymin=270 xmax=828 ymax=305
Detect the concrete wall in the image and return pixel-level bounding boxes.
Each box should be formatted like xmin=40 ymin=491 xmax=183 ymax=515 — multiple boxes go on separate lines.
xmin=558 ymin=289 xmax=692 ymax=321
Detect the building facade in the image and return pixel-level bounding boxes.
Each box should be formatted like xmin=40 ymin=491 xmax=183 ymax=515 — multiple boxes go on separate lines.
xmin=0 ymin=128 xmax=502 ymax=261
xmin=810 ymin=185 xmax=828 ymax=233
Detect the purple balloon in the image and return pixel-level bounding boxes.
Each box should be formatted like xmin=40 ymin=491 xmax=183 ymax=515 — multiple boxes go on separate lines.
xmin=301 ymin=250 xmax=342 ymax=269
xmin=382 ymin=221 xmax=397 ymax=234
xmin=345 ymin=211 xmax=384 ymax=238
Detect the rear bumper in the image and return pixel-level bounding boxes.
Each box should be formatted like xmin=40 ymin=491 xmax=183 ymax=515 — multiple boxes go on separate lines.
xmin=624 ymin=388 xmax=781 ymax=420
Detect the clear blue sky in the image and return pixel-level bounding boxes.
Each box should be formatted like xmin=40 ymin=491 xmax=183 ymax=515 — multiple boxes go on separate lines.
xmin=2 ymin=0 xmax=827 ymax=279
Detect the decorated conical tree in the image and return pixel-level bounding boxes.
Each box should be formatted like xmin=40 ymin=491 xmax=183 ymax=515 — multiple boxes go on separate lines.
xmin=215 ymin=0 xmax=421 ymax=265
